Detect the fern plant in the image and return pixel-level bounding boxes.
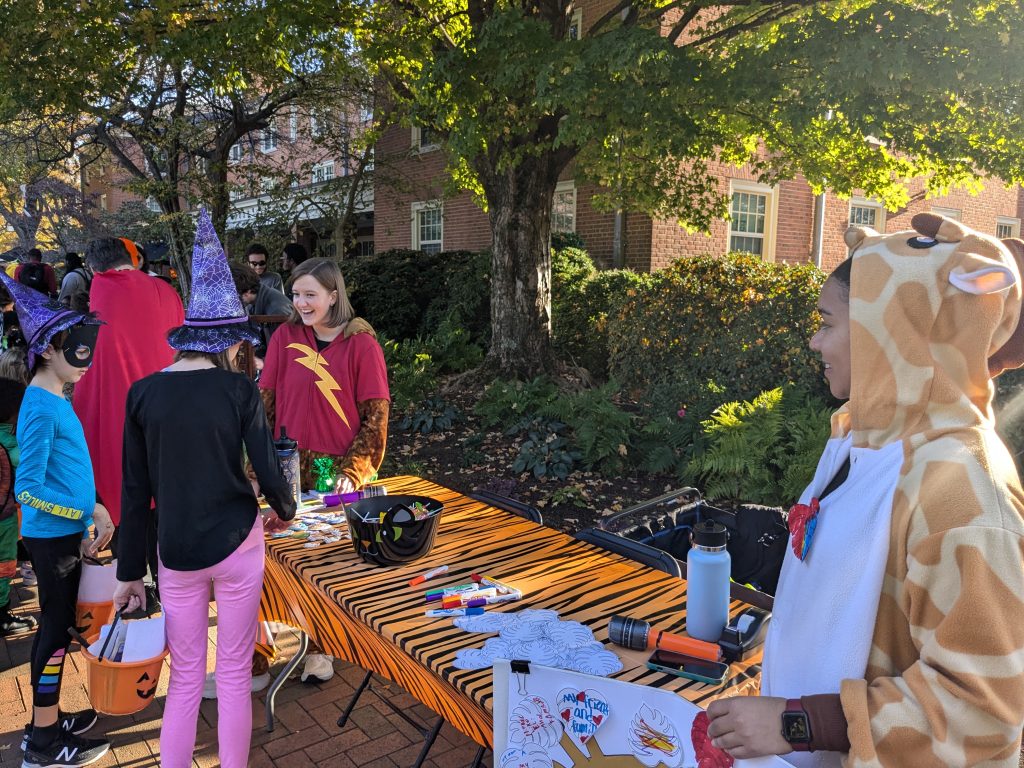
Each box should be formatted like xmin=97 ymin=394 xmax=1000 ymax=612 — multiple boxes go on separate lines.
xmin=474 ymin=376 xmax=560 ymax=430
xmin=542 ymin=381 xmax=634 ymax=472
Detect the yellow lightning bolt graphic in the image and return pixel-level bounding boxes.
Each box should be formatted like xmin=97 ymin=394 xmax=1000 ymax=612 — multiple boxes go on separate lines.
xmin=287 ymin=343 xmax=351 ymax=429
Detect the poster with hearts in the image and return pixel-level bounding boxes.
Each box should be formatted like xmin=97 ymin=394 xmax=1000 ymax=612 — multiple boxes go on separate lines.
xmin=493 ymin=660 xmax=793 ymax=767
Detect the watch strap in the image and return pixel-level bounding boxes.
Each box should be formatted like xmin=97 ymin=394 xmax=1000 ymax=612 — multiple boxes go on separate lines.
xmin=783 ymin=698 xmax=813 ymax=751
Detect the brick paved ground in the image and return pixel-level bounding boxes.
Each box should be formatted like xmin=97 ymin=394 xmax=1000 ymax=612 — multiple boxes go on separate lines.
xmin=0 ymin=578 xmax=492 ymax=768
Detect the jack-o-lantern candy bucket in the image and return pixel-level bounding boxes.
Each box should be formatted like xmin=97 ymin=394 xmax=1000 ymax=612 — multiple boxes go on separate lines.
xmin=81 ymin=635 xmax=168 ymax=715
xmin=75 ymin=601 xmax=115 ymax=641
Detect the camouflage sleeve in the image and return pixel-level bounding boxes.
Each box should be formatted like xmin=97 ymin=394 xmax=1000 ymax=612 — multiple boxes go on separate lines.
xmin=840 ymin=525 xmax=1024 ymax=766
xmin=336 ymin=399 xmax=389 ymax=489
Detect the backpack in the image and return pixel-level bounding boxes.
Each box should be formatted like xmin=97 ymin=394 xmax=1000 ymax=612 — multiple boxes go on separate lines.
xmin=18 ymin=262 xmax=47 ymax=293
xmin=0 ymin=444 xmax=16 ymax=522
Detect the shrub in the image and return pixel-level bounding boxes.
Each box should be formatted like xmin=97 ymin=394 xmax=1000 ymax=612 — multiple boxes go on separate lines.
xmin=424 ymin=315 xmax=485 ymax=374
xmin=399 ymin=395 xmax=461 ymax=434
xmin=512 ymin=421 xmax=581 ymax=480
xmin=686 ymin=386 xmax=833 ymax=507
xmin=382 ymin=338 xmax=438 ymax=413
xmin=551 ymin=231 xmax=586 ymax=251
xmin=541 ymin=381 xmax=635 ymax=472
xmin=608 ymin=253 xmax=826 ymax=417
xmin=474 ymin=377 xmax=560 ymax=430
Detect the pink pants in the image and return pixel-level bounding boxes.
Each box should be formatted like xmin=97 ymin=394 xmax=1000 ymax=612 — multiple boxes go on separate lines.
xmin=158 ymin=517 xmax=265 ymax=768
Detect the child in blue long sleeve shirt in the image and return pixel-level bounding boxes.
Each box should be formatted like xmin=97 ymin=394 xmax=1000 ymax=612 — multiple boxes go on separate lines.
xmin=1 ymin=273 xmax=114 ymax=768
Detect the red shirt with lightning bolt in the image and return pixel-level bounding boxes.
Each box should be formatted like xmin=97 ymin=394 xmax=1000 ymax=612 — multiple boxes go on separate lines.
xmin=259 ymin=323 xmax=390 ymax=456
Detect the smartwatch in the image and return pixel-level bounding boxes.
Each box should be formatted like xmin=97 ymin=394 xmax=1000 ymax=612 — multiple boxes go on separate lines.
xmin=781 ymin=698 xmax=813 ymax=752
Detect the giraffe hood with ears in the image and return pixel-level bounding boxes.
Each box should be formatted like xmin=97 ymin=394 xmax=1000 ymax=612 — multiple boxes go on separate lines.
xmin=804 ymin=213 xmax=1024 ymax=766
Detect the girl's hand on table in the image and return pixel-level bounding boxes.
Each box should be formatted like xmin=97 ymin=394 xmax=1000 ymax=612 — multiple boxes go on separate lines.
xmin=335 ymin=475 xmax=355 ymax=495
xmin=706 ymin=695 xmax=790 ymax=758
xmin=113 ymin=579 xmax=147 ymax=613
xmin=263 ymin=510 xmax=291 ymax=534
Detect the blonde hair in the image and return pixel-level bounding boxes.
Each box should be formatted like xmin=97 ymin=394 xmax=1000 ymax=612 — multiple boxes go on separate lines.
xmin=0 ymin=347 xmax=29 ymax=385
xmin=286 ymin=257 xmax=355 ymax=328
xmin=173 ymin=348 xmax=239 ymax=372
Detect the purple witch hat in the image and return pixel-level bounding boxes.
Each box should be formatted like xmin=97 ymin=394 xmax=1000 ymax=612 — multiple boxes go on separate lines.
xmin=0 ymin=271 xmax=99 ymax=369
xmin=167 ymin=208 xmax=261 ymax=353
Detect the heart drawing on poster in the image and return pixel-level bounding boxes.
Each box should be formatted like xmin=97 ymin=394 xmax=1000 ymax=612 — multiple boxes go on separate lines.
xmin=556 ymin=687 xmax=610 ymax=745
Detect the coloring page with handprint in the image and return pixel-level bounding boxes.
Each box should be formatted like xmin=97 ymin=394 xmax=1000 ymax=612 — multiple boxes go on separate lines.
xmin=493 ymin=660 xmax=792 ymax=768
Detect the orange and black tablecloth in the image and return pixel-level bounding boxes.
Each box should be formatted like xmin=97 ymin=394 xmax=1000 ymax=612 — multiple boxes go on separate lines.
xmin=259 ymin=476 xmax=762 ymax=748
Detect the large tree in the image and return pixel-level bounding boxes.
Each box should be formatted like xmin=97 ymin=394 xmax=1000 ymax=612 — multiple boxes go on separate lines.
xmin=361 ymin=0 xmax=1024 ymax=377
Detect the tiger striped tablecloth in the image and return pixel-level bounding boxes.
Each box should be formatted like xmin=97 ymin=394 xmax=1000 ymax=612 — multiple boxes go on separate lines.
xmin=259 ymin=475 xmax=762 ymax=748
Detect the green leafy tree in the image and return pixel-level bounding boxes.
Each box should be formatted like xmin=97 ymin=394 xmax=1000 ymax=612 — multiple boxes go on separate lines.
xmin=360 ymin=0 xmax=1024 ymax=377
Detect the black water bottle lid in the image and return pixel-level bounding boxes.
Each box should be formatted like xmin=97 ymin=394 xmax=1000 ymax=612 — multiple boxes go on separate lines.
xmin=692 ymin=520 xmax=728 ymax=548
xmin=275 ymin=426 xmax=297 ymax=451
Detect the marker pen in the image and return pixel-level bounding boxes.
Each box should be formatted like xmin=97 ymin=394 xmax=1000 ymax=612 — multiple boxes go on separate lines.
xmin=409 ymin=565 xmax=450 ymax=587
xmin=425 ymin=582 xmax=477 ymax=597
xmin=425 ymin=607 xmax=486 ymax=618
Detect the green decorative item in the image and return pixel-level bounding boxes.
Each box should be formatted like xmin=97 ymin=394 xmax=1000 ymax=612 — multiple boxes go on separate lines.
xmin=313 ymin=457 xmax=336 ymax=493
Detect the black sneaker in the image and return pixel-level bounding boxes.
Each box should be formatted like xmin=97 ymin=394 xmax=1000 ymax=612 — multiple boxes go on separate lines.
xmin=0 ymin=607 xmax=37 ymax=637
xmin=21 ymin=731 xmax=109 ymax=767
xmin=21 ymin=710 xmax=98 ymax=752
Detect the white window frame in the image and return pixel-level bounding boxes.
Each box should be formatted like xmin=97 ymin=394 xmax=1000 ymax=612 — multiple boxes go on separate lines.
xmin=355 ymin=239 xmax=375 ymax=258
xmin=310 ymin=109 xmax=328 ymax=139
xmin=146 ymin=196 xmax=161 ymax=213
xmin=411 ymin=201 xmax=443 ymax=253
xmin=228 ymin=143 xmax=242 ymax=163
xmin=311 ymin=160 xmax=335 ymax=185
xmin=996 ymin=216 xmax=1021 ymax=239
xmin=568 ymin=7 xmax=583 ymax=39
xmin=261 ymin=122 xmax=278 ymax=153
xmin=930 ymin=206 xmax=961 ymax=221
xmin=727 ymin=180 xmax=778 ymax=261
xmin=411 ymin=125 xmax=440 ymax=153
xmin=848 ymin=197 xmax=886 ymax=231
xmin=552 ymin=180 xmax=577 ymax=234
xmin=99 ymin=193 xmax=108 ymax=212
xmin=289 ymin=106 xmax=298 ymax=142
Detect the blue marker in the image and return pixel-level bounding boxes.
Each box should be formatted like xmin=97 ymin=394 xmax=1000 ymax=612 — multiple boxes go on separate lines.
xmin=424 ymin=607 xmax=486 ymax=618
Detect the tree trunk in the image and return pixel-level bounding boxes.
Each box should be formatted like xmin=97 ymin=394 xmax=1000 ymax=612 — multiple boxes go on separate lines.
xmin=483 ymin=156 xmax=561 ymax=378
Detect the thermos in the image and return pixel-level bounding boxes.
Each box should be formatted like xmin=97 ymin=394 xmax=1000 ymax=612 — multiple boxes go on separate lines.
xmin=686 ymin=520 xmax=730 ymax=642
xmin=274 ymin=426 xmax=301 ymax=508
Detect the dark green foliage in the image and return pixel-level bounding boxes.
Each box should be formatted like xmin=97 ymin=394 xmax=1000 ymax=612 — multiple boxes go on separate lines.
xmin=687 ymin=386 xmax=833 ymax=507
xmin=540 ymin=381 xmax=635 ymax=472
xmin=474 ymin=377 xmax=560 ymax=430
xmin=399 ymin=395 xmax=461 ymax=434
xmin=551 ymin=231 xmax=586 ymax=251
xmin=381 ymin=338 xmax=438 ymax=413
xmin=512 ymin=421 xmax=581 ymax=480
xmin=608 ymin=253 xmax=827 ymax=416
xmin=344 ymin=249 xmax=490 ymax=346
xmin=424 ymin=316 xmax=485 ymax=374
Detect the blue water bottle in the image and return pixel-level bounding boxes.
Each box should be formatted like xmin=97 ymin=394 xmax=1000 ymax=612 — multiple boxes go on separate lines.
xmin=274 ymin=426 xmax=301 ymax=509
xmin=686 ymin=520 xmax=731 ymax=642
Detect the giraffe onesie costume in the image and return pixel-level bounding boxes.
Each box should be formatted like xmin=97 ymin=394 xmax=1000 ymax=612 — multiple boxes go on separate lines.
xmin=762 ymin=213 xmax=1024 ymax=767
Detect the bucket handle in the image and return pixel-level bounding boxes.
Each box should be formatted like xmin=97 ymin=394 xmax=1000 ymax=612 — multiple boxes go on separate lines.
xmin=97 ymin=608 xmax=124 ymax=662
xmin=67 ymin=626 xmax=91 ymax=647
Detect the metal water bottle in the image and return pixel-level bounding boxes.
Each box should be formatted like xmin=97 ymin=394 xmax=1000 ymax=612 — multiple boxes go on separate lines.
xmin=686 ymin=520 xmax=731 ymax=642
xmin=274 ymin=426 xmax=301 ymax=508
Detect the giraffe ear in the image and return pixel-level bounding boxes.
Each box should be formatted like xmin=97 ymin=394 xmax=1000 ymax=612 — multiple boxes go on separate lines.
xmin=844 ymin=226 xmax=877 ymax=252
xmin=948 ymin=238 xmax=1017 ymax=295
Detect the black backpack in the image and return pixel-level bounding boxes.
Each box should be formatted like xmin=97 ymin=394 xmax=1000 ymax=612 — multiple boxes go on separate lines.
xmin=18 ymin=262 xmax=47 ymax=293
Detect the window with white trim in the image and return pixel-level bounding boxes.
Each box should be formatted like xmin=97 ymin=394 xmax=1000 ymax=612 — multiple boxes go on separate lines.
xmin=552 ymin=180 xmax=576 ymax=233
xmin=727 ymin=181 xmax=776 ymax=259
xmin=849 ymin=198 xmax=886 ymax=230
xmin=289 ymin=106 xmax=298 ymax=141
xmin=412 ymin=125 xmax=439 ymax=152
xmin=311 ymin=161 xmax=335 ymax=184
xmin=261 ymin=122 xmax=278 ymax=153
xmin=930 ymin=206 xmax=961 ymax=221
xmin=100 ymin=193 xmax=108 ymax=212
xmin=229 ymin=143 xmax=242 ymax=163
xmin=412 ymin=202 xmax=443 ymax=253
xmin=310 ymin=109 xmax=328 ymax=139
xmin=568 ymin=8 xmax=583 ymax=39
xmin=355 ymin=239 xmax=375 ymax=257
xmin=996 ymin=216 xmax=1021 ymax=239
xmin=146 ymin=197 xmax=161 ymax=213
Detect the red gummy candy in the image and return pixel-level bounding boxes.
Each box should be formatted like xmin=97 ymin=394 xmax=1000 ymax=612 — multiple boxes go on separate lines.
xmin=691 ymin=712 xmax=734 ymax=768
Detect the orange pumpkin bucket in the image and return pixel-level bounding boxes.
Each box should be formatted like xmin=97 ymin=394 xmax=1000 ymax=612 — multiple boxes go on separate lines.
xmin=75 ymin=601 xmax=114 ymax=641
xmin=81 ymin=634 xmax=168 ymax=715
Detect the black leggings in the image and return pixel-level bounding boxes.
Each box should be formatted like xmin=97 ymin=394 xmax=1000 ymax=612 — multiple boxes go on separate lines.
xmin=22 ymin=533 xmax=81 ymax=709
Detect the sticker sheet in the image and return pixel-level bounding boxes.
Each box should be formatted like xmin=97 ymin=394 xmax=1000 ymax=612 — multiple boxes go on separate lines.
xmin=493 ymin=659 xmax=793 ymax=768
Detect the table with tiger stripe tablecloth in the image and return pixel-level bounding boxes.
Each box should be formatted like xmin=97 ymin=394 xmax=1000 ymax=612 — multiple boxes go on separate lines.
xmin=258 ymin=475 xmax=762 ymax=749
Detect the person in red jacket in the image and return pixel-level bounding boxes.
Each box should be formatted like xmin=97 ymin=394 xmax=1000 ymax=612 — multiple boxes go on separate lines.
xmin=73 ymin=237 xmax=183 ymax=604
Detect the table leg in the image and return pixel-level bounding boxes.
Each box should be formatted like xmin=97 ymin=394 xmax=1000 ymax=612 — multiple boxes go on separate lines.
xmin=468 ymin=745 xmax=487 ymax=767
xmin=264 ymin=630 xmax=310 ymax=732
xmin=412 ymin=716 xmax=443 ymax=768
xmin=337 ymin=669 xmax=373 ymax=728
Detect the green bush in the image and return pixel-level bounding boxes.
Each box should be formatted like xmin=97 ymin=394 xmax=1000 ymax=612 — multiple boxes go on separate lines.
xmin=608 ymin=253 xmax=827 ymax=416
xmin=381 ymin=338 xmax=438 ymax=413
xmin=344 ymin=249 xmax=490 ymax=345
xmin=539 ymin=381 xmax=635 ymax=472
xmin=686 ymin=386 xmax=833 ymax=507
xmin=474 ymin=377 xmax=560 ymax=430
xmin=399 ymin=395 xmax=461 ymax=434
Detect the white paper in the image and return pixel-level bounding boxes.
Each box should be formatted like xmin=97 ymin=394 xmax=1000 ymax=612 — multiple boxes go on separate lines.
xmin=78 ymin=560 xmax=119 ymax=603
xmin=89 ymin=619 xmax=128 ymax=661
xmin=492 ymin=659 xmax=794 ymax=768
xmin=121 ymin=616 xmax=167 ymax=662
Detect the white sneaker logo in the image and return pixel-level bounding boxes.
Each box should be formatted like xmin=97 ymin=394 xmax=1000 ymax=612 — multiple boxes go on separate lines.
xmin=55 ymin=745 xmax=78 ymax=762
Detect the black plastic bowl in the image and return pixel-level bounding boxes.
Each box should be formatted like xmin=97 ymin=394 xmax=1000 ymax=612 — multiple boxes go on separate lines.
xmin=345 ymin=495 xmax=444 ymax=567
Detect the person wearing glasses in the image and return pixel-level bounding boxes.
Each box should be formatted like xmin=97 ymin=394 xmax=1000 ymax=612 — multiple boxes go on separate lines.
xmin=244 ymin=244 xmax=284 ymax=295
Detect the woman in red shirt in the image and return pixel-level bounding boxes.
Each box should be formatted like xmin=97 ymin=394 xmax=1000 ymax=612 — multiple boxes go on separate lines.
xmin=257 ymin=257 xmax=390 ymax=682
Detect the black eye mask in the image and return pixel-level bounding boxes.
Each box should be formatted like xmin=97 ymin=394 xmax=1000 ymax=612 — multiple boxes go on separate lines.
xmin=62 ymin=324 xmax=100 ymax=368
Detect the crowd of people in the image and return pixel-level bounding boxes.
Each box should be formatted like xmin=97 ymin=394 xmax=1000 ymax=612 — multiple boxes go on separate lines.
xmin=0 ymin=218 xmax=390 ymax=768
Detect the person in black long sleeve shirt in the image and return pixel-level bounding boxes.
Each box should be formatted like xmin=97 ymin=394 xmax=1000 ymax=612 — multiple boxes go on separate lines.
xmin=113 ymin=209 xmax=295 ymax=768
